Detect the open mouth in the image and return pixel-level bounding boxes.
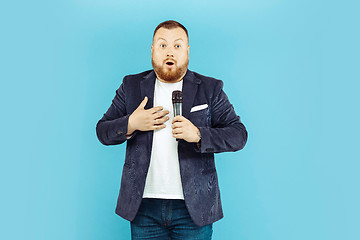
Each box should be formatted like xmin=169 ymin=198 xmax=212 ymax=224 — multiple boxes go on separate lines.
xmin=165 ymin=60 xmax=175 ymax=66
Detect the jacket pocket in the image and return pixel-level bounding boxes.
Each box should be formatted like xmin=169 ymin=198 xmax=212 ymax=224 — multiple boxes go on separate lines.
xmin=189 ymin=108 xmax=210 ymax=127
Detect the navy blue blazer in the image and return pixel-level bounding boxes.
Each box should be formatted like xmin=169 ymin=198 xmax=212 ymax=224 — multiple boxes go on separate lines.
xmin=96 ymin=69 xmax=247 ymax=226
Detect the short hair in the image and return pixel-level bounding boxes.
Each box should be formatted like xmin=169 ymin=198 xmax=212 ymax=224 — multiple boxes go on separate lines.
xmin=153 ymin=20 xmax=189 ymax=42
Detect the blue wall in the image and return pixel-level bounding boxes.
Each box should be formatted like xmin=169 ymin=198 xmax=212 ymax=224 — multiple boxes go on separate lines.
xmin=1 ymin=0 xmax=359 ymax=239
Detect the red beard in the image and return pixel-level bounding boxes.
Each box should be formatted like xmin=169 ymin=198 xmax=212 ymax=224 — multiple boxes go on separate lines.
xmin=152 ymin=59 xmax=188 ymax=82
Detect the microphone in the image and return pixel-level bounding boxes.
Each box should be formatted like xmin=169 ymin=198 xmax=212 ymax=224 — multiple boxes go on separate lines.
xmin=172 ymin=90 xmax=182 ymax=117
xmin=172 ymin=90 xmax=182 ymax=141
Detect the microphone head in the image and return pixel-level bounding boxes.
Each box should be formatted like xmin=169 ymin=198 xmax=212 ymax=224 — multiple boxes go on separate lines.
xmin=172 ymin=90 xmax=182 ymax=103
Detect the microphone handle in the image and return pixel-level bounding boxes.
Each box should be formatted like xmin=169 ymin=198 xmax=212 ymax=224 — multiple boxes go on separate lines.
xmin=173 ymin=102 xmax=182 ymax=141
xmin=173 ymin=102 xmax=182 ymax=116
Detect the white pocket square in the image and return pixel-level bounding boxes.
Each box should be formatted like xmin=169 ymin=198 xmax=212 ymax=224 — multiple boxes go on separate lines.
xmin=190 ymin=104 xmax=208 ymax=113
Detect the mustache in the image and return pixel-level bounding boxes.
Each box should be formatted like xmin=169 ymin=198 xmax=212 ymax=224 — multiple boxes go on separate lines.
xmin=164 ymin=58 xmax=176 ymax=64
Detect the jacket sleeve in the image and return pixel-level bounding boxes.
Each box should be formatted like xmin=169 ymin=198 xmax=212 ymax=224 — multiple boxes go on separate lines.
xmin=197 ymin=80 xmax=248 ymax=153
xmin=96 ymin=77 xmax=135 ymax=145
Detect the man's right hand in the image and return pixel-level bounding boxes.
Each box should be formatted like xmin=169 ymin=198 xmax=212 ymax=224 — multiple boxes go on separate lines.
xmin=127 ymin=96 xmax=169 ymax=135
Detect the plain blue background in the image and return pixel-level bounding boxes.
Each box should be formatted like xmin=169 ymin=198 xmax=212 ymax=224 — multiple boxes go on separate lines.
xmin=1 ymin=0 xmax=359 ymax=239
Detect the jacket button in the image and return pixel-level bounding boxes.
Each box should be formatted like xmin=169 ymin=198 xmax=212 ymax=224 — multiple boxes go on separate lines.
xmin=117 ymin=131 xmax=123 ymax=135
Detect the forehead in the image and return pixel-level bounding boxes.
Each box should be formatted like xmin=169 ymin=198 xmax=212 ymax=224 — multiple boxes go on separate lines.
xmin=153 ymin=27 xmax=188 ymax=43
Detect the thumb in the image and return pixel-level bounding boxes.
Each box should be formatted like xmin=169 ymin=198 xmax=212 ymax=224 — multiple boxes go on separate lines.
xmin=138 ymin=96 xmax=148 ymax=109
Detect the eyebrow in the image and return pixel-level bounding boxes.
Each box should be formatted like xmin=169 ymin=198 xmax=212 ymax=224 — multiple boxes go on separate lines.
xmin=174 ymin=38 xmax=185 ymax=42
xmin=156 ymin=38 xmax=185 ymax=43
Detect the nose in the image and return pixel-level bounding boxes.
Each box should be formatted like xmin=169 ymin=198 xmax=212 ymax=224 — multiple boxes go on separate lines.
xmin=166 ymin=52 xmax=174 ymax=58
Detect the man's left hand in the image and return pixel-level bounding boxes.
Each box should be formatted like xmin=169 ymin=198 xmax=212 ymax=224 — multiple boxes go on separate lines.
xmin=172 ymin=116 xmax=200 ymax=143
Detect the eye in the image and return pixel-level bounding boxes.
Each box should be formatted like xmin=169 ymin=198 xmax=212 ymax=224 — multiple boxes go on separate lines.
xmin=175 ymin=44 xmax=181 ymax=48
xmin=160 ymin=44 xmax=166 ymax=48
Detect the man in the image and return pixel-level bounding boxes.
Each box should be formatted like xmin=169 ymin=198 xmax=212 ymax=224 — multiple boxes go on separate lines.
xmin=96 ymin=20 xmax=247 ymax=240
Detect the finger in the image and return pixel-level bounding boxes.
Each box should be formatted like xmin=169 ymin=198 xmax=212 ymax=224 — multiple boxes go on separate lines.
xmin=138 ymin=96 xmax=148 ymax=109
xmin=151 ymin=124 xmax=166 ymax=130
xmin=150 ymin=106 xmax=164 ymax=113
xmin=154 ymin=116 xmax=169 ymax=124
xmin=172 ymin=128 xmax=182 ymax=134
xmin=154 ymin=110 xmax=169 ymax=119
xmin=172 ymin=115 xmax=186 ymax=123
xmin=171 ymin=122 xmax=182 ymax=129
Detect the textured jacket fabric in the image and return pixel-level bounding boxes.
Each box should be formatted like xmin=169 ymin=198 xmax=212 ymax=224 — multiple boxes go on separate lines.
xmin=96 ymin=69 xmax=248 ymax=227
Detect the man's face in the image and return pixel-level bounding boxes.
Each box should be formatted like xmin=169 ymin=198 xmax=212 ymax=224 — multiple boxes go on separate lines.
xmin=151 ymin=27 xmax=190 ymax=83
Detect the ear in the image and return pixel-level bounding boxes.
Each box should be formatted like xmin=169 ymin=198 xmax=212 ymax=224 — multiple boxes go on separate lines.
xmin=151 ymin=44 xmax=153 ymax=54
xmin=187 ymin=45 xmax=190 ymax=59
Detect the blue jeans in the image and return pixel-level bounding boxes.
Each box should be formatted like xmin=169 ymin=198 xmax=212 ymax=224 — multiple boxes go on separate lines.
xmin=130 ymin=198 xmax=213 ymax=240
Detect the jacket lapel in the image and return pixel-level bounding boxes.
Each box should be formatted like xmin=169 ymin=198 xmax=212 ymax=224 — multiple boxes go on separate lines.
xmin=182 ymin=70 xmax=201 ymax=119
xmin=141 ymin=71 xmax=156 ymax=110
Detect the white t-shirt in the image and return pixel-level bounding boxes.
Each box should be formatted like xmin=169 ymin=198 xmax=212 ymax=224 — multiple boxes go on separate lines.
xmin=142 ymin=78 xmax=184 ymax=199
